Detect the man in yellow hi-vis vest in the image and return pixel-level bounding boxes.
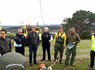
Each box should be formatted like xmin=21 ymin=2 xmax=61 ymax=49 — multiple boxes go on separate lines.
xmin=90 ymin=29 xmax=95 ymax=70
xmin=53 ymin=25 xmax=66 ymax=64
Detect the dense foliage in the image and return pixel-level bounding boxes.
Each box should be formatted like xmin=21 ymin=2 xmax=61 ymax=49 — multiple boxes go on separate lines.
xmin=62 ymin=10 xmax=95 ymax=39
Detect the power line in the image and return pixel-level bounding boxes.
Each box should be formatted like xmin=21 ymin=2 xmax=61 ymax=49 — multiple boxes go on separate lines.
xmin=39 ymin=0 xmax=45 ymax=26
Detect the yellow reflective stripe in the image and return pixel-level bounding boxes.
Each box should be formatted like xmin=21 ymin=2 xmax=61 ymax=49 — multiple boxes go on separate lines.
xmin=91 ymin=46 xmax=95 ymax=52
xmin=91 ymin=44 xmax=95 ymax=47
xmin=91 ymin=35 xmax=95 ymax=51
xmin=92 ymin=35 xmax=95 ymax=40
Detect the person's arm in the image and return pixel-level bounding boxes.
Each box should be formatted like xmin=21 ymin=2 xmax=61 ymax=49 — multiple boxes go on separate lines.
xmin=37 ymin=33 xmax=40 ymax=46
xmin=63 ymin=33 xmax=66 ymax=47
xmin=26 ymin=32 xmax=30 ymax=46
xmin=27 ymin=32 xmax=30 ymax=41
xmin=48 ymin=33 xmax=51 ymax=41
xmin=53 ymin=33 xmax=57 ymax=46
xmin=9 ymin=39 xmax=11 ymax=52
xmin=21 ymin=35 xmax=26 ymax=45
xmin=41 ymin=33 xmax=45 ymax=40
xmin=76 ymin=34 xmax=81 ymax=44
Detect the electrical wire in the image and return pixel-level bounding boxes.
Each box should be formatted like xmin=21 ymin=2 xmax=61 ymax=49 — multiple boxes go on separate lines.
xmin=39 ymin=0 xmax=45 ymax=26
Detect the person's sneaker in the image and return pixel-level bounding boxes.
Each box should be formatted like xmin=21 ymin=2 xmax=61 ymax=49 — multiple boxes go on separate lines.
xmin=48 ymin=59 xmax=51 ymax=62
xmin=88 ymin=65 xmax=94 ymax=70
xmin=59 ymin=61 xmax=62 ymax=64
xmin=41 ymin=59 xmax=45 ymax=61
xmin=34 ymin=62 xmax=38 ymax=65
xmin=70 ymin=64 xmax=74 ymax=67
xmin=64 ymin=64 xmax=68 ymax=66
xmin=89 ymin=67 xmax=94 ymax=70
xmin=30 ymin=64 xmax=32 ymax=66
xmin=53 ymin=59 xmax=56 ymax=62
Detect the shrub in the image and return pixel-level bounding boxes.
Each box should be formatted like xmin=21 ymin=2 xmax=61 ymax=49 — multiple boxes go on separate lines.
xmin=6 ymin=32 xmax=14 ymax=39
xmin=81 ymin=31 xmax=91 ymax=39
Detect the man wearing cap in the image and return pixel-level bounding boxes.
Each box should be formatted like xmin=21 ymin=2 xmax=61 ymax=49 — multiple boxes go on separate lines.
xmin=89 ymin=29 xmax=95 ymax=70
xmin=64 ymin=27 xmax=80 ymax=66
xmin=0 ymin=29 xmax=11 ymax=56
xmin=41 ymin=27 xmax=51 ymax=61
xmin=53 ymin=25 xmax=66 ymax=64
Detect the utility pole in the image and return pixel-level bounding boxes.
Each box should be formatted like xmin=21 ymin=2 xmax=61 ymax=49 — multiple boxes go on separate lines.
xmin=39 ymin=0 xmax=45 ymax=26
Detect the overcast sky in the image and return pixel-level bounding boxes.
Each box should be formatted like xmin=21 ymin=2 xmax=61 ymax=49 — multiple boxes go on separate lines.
xmin=0 ymin=0 xmax=95 ymax=26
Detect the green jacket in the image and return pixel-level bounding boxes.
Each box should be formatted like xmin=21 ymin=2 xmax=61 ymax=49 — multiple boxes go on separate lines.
xmin=66 ymin=33 xmax=80 ymax=46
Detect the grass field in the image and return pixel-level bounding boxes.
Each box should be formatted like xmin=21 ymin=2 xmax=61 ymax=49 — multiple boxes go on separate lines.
xmin=12 ymin=40 xmax=93 ymax=70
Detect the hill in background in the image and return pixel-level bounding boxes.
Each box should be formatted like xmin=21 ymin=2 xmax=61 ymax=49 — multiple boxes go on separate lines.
xmin=1 ymin=25 xmax=59 ymax=34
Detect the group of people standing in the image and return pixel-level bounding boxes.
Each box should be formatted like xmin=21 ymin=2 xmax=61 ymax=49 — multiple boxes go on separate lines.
xmin=40 ymin=26 xmax=81 ymax=67
xmin=53 ymin=26 xmax=80 ymax=66
xmin=0 ymin=25 xmax=95 ymax=70
xmin=14 ymin=27 xmax=40 ymax=66
xmin=0 ymin=26 xmax=81 ymax=66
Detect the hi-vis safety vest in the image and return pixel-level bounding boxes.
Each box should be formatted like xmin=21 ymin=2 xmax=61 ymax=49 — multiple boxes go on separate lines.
xmin=91 ymin=35 xmax=95 ymax=52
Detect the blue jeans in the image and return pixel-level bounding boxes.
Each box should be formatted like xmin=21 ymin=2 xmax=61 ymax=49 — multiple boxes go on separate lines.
xmin=29 ymin=45 xmax=38 ymax=64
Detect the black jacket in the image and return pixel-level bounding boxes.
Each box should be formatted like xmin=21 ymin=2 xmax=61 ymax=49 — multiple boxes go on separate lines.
xmin=14 ymin=34 xmax=26 ymax=46
xmin=41 ymin=32 xmax=51 ymax=43
xmin=0 ymin=38 xmax=11 ymax=55
xmin=27 ymin=32 xmax=39 ymax=46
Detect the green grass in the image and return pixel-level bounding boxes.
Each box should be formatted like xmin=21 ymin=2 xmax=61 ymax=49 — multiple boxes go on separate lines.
xmin=12 ymin=40 xmax=93 ymax=70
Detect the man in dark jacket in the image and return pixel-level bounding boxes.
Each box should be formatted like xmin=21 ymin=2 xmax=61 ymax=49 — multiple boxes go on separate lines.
xmin=14 ymin=28 xmax=26 ymax=55
xmin=0 ymin=29 xmax=11 ymax=56
xmin=41 ymin=27 xmax=51 ymax=61
xmin=27 ymin=27 xmax=39 ymax=66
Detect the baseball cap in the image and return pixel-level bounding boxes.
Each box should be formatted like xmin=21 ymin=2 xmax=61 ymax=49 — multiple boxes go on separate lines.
xmin=58 ymin=25 xmax=63 ymax=29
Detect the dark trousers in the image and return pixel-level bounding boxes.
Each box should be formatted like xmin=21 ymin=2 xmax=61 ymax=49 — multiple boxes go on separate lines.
xmin=54 ymin=46 xmax=64 ymax=62
xmin=42 ymin=42 xmax=51 ymax=60
xmin=65 ymin=47 xmax=76 ymax=65
xmin=90 ymin=50 xmax=95 ymax=68
xmin=15 ymin=46 xmax=24 ymax=55
xmin=29 ymin=45 xmax=38 ymax=64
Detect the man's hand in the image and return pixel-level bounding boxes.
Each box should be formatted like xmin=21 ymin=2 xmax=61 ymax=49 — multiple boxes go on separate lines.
xmin=64 ymin=46 xmax=66 ymax=48
xmin=72 ymin=42 xmax=76 ymax=45
xmin=52 ymin=44 xmax=55 ymax=47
